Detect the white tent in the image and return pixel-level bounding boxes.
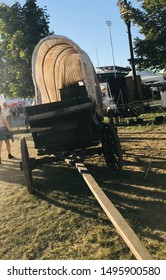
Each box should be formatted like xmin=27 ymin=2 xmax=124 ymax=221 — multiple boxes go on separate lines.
xmin=126 ymin=70 xmax=164 ymax=84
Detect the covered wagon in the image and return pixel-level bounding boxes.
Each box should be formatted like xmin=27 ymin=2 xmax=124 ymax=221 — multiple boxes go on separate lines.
xmin=20 ymin=35 xmax=122 ymax=193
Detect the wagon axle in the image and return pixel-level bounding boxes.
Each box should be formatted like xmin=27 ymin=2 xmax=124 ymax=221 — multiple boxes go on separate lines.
xmin=20 ymin=155 xmax=58 ymax=171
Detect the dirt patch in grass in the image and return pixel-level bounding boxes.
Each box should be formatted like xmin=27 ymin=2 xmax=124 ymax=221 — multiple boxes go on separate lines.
xmin=0 ymin=124 xmax=166 ymax=260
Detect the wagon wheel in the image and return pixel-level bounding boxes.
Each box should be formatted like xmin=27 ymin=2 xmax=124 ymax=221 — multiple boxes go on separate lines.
xmin=102 ymin=123 xmax=122 ymax=172
xmin=20 ymin=137 xmax=33 ymax=194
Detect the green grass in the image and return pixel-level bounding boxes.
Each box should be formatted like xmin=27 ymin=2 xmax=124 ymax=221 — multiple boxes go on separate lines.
xmin=0 ymin=163 xmax=132 ymax=260
xmin=0 ymin=123 xmax=166 ymax=260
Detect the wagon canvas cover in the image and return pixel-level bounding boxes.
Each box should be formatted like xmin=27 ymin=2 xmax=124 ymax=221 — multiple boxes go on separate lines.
xmin=32 ymin=35 xmax=103 ymax=117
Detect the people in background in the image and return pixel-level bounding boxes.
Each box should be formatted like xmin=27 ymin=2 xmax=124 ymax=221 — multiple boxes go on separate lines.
xmin=17 ymin=105 xmax=25 ymax=119
xmin=2 ymin=102 xmax=13 ymax=124
xmin=0 ymin=105 xmax=14 ymax=164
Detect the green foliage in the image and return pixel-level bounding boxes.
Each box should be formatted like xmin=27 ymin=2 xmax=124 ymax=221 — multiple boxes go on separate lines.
xmin=0 ymin=0 xmax=52 ymax=98
xmin=117 ymin=0 xmax=133 ymax=24
xmin=117 ymin=0 xmax=166 ymax=71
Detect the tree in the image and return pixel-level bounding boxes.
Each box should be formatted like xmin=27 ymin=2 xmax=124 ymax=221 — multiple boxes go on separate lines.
xmin=118 ymin=0 xmax=166 ymax=71
xmin=0 ymin=0 xmax=52 ymax=98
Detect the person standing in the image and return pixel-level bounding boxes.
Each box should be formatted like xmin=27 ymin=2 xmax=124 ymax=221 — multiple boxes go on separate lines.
xmin=2 ymin=102 xmax=13 ymax=124
xmin=0 ymin=105 xmax=14 ymax=164
xmin=2 ymin=102 xmax=14 ymax=142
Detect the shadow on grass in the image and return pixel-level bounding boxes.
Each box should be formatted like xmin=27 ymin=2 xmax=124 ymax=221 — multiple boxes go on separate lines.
xmin=0 ymin=158 xmax=24 ymax=185
xmin=29 ymin=157 xmax=166 ymax=244
xmin=86 ymin=161 xmax=166 ymax=238
xmin=32 ymin=163 xmax=104 ymax=222
xmin=1 ymin=145 xmax=165 ymax=248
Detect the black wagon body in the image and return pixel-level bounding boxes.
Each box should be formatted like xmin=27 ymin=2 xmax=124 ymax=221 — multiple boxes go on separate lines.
xmin=26 ymin=94 xmax=100 ymax=154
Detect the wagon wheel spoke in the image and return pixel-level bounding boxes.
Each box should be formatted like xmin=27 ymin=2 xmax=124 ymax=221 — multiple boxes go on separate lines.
xmin=20 ymin=137 xmax=33 ymax=194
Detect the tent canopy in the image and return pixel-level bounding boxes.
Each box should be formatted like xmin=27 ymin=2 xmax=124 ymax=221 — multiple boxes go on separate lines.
xmin=32 ymin=34 xmax=103 ymax=117
xmin=126 ymin=70 xmax=164 ymax=84
xmin=0 ymin=97 xmax=26 ymax=107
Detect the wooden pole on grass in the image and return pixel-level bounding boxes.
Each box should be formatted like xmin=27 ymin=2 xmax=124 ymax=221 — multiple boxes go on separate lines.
xmin=76 ymin=163 xmax=153 ymax=260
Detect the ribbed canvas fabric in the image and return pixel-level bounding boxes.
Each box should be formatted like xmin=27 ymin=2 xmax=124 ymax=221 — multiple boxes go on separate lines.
xmin=31 ymin=35 xmax=103 ymax=117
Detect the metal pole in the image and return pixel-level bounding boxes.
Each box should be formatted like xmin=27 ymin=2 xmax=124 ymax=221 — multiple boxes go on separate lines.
xmin=106 ymin=20 xmax=116 ymax=78
xmin=123 ymin=0 xmax=139 ymax=101
xmin=94 ymin=41 xmax=100 ymax=71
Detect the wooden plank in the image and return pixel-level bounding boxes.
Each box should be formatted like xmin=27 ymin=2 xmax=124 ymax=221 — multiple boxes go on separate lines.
xmin=27 ymin=102 xmax=94 ymax=122
xmin=76 ymin=163 xmax=153 ymax=260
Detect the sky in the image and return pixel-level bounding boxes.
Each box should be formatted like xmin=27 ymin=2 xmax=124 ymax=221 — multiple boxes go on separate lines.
xmin=2 ymin=0 xmax=142 ymax=68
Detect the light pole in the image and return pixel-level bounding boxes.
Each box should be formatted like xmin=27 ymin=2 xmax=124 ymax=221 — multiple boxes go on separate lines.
xmin=121 ymin=0 xmax=139 ymax=101
xmin=93 ymin=41 xmax=100 ymax=71
xmin=106 ymin=20 xmax=116 ymax=78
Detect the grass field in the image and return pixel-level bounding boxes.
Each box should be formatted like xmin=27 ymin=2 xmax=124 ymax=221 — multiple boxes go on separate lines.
xmin=0 ymin=122 xmax=166 ymax=260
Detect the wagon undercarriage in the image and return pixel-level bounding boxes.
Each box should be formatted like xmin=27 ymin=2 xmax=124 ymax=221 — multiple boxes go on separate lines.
xmin=20 ymin=121 xmax=122 ymax=195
